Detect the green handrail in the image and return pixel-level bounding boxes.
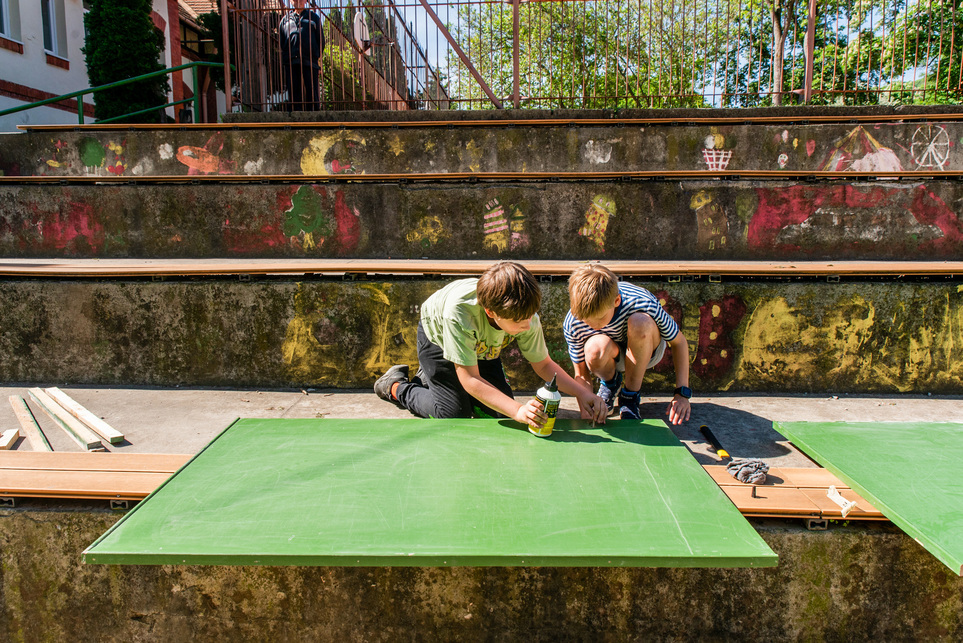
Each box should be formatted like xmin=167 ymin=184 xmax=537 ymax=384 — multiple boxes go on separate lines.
xmin=0 ymin=61 xmax=225 ymax=125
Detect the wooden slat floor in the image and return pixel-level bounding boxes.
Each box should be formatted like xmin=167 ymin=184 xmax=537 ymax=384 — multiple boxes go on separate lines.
xmin=0 ymin=452 xmax=884 ymax=520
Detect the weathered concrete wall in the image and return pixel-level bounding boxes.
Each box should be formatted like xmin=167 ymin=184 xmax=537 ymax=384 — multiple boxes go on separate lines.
xmin=4 ymin=115 xmax=963 ymax=177
xmin=1 ymin=279 xmax=960 ymax=393
xmin=2 ymin=505 xmax=961 ymax=641
xmin=3 ymin=180 xmax=963 ymax=260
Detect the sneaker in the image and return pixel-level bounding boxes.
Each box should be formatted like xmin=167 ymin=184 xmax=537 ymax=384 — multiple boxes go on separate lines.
xmin=597 ymin=371 xmax=623 ymax=416
xmin=619 ymin=390 xmax=641 ymax=420
xmin=374 ymin=365 xmax=409 ymax=408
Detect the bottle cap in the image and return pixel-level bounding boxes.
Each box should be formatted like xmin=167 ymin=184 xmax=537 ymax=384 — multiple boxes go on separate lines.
xmin=547 ymin=374 xmax=558 ymax=392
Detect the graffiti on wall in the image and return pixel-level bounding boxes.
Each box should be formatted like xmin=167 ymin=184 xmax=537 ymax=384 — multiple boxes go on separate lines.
xmin=177 ymin=133 xmax=234 ymax=175
xmin=23 ymin=200 xmax=106 ymax=254
xmin=747 ymin=184 xmax=963 ymax=254
xmin=406 ymin=215 xmax=448 ymax=250
xmin=690 ymin=191 xmax=730 ymax=252
xmin=819 ymin=126 xmax=903 ymax=172
xmin=224 ymin=185 xmax=361 ymax=254
xmin=911 ymin=125 xmax=951 ymax=170
xmin=579 ymin=195 xmax=615 ymax=252
xmin=482 ymin=198 xmax=529 ymax=252
xmin=301 ymin=133 xmax=366 ymax=175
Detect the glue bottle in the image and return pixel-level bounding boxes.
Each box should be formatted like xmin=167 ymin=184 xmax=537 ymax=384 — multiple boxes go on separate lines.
xmin=530 ymin=374 xmax=561 ymax=437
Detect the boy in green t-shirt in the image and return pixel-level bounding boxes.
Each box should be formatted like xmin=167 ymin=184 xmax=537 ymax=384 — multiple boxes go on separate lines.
xmin=375 ymin=261 xmax=608 ymax=429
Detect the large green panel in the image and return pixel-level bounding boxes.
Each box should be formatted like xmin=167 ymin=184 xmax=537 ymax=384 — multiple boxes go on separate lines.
xmin=84 ymin=418 xmax=776 ymax=567
xmin=775 ymin=421 xmax=963 ymax=576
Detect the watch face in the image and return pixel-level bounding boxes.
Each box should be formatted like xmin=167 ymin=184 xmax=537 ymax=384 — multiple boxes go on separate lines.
xmin=676 ymin=386 xmax=692 ymax=399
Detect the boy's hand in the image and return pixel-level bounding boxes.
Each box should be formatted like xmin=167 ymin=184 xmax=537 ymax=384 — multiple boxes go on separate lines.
xmin=667 ymin=396 xmax=690 ymax=425
xmin=577 ymin=391 xmax=608 ymax=425
xmin=516 ymin=398 xmax=546 ymax=428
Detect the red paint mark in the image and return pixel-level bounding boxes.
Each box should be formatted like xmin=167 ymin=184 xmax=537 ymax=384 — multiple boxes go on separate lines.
xmin=334 ymin=189 xmax=360 ymax=253
xmin=806 ymin=140 xmax=816 ymax=157
xmin=106 ymin=162 xmax=125 ymax=175
xmin=693 ymin=295 xmax=747 ymax=381
xmin=27 ymin=201 xmax=106 ymax=254
xmin=223 ymin=220 xmax=287 ymax=254
xmin=749 ymin=185 xmax=963 ymax=255
xmin=330 ymin=159 xmax=352 ymax=173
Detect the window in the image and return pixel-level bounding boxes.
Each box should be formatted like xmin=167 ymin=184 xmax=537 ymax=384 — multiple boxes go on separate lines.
xmin=0 ymin=0 xmax=21 ymax=42
xmin=41 ymin=0 xmax=67 ymax=58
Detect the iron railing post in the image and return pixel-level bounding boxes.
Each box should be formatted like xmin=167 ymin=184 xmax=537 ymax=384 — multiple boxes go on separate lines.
xmin=221 ymin=0 xmax=233 ymax=112
xmin=804 ymin=0 xmax=817 ymax=103
xmin=513 ymin=0 xmax=520 ymax=109
xmin=78 ymin=92 xmax=85 ymax=125
xmin=193 ymin=67 xmax=201 ymax=123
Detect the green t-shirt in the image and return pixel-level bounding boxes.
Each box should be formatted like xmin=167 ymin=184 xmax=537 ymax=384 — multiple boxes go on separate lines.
xmin=420 ymin=278 xmax=549 ymax=367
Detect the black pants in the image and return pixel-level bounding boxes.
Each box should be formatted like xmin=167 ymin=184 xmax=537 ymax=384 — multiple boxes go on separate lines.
xmin=396 ymin=321 xmax=514 ymax=419
xmin=283 ymin=63 xmax=320 ymax=111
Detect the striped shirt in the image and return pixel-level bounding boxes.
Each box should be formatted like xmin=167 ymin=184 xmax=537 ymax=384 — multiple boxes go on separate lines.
xmin=563 ymin=282 xmax=680 ymax=364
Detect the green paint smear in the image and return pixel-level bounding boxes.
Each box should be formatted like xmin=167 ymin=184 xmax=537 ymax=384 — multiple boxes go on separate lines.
xmin=78 ymin=138 xmax=106 ymax=167
xmin=284 ymin=185 xmax=333 ymax=237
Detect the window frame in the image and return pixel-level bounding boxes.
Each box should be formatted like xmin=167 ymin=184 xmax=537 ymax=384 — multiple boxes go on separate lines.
xmin=41 ymin=0 xmax=67 ymax=59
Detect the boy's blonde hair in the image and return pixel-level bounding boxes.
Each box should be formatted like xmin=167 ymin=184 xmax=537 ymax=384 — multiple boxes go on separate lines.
xmin=568 ymin=264 xmax=619 ymax=319
xmin=476 ymin=261 xmax=541 ymax=321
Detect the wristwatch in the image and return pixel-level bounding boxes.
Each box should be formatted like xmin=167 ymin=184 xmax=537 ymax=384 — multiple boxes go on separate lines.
xmin=673 ymin=386 xmax=692 ymax=399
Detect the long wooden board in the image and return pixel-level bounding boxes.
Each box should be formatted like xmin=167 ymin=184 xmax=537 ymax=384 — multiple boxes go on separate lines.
xmin=775 ymin=421 xmax=963 ymax=576
xmin=1 ymin=259 xmax=960 ymax=279
xmin=84 ymin=418 xmax=777 ymax=567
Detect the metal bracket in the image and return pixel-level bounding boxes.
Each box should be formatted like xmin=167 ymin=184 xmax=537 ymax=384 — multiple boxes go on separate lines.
xmin=827 ymin=485 xmax=857 ymax=518
xmin=805 ymin=518 xmax=829 ymax=531
xmin=110 ymin=499 xmax=130 ymax=511
xmin=0 ymin=497 xmax=15 ymax=507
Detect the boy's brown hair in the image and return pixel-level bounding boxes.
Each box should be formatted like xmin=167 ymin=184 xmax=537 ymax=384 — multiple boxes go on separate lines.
xmin=568 ymin=264 xmax=619 ymax=319
xmin=476 ymin=261 xmax=541 ymax=321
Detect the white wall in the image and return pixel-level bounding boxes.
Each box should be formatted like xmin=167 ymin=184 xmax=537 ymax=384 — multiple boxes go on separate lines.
xmin=0 ymin=0 xmax=224 ymax=132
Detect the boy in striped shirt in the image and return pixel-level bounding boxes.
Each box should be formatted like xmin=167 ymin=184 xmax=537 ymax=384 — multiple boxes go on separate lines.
xmin=563 ymin=264 xmax=691 ymax=424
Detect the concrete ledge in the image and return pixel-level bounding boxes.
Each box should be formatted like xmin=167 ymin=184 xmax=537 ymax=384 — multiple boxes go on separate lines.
xmin=1 ymin=279 xmax=961 ymax=393
xmin=1 ymin=506 xmax=960 ymax=640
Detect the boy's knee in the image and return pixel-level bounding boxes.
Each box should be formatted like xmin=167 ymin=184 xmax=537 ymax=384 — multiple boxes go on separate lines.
xmin=583 ymin=334 xmax=615 ymax=369
xmin=627 ymin=312 xmax=658 ymax=342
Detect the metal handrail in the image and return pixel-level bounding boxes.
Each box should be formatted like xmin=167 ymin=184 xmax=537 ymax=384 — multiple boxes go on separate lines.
xmin=0 ymin=61 xmax=225 ymax=125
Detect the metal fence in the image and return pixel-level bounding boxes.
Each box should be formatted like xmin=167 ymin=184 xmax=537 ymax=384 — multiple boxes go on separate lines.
xmin=222 ymin=0 xmax=963 ymax=112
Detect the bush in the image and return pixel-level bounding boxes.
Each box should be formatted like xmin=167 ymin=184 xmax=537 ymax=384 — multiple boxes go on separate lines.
xmin=82 ymin=0 xmax=170 ymax=123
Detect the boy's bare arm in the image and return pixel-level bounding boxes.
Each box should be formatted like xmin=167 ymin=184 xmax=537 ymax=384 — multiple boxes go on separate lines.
xmin=572 ymin=361 xmax=594 ymax=392
xmin=530 ymin=357 xmax=607 ymax=424
xmin=454 ymin=364 xmax=546 ymax=426
xmin=666 ymin=333 xmax=691 ymax=425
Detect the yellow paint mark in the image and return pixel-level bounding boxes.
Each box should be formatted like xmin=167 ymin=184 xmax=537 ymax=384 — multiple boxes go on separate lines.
xmin=425 ymin=140 xmax=436 ymax=151
xmin=46 ymin=160 xmax=61 ymax=168
xmin=720 ymin=350 xmax=728 ymax=358
xmin=690 ymin=190 xmax=712 ymax=210
xmin=303 ymin=232 xmax=316 ymax=251
xmin=701 ymin=358 xmax=708 ymax=365
xmin=793 ymin=138 xmax=799 ymax=149
xmin=389 ymin=134 xmax=404 ymax=157
xmin=465 ymin=139 xmax=483 ymax=173
xmin=659 ymin=299 xmax=667 ymax=306
xmin=107 ymin=141 xmax=124 ymax=154
xmin=709 ymin=332 xmax=718 ymax=340
xmin=712 ymin=305 xmax=721 ymax=317
xmin=300 ymin=133 xmax=366 ymax=175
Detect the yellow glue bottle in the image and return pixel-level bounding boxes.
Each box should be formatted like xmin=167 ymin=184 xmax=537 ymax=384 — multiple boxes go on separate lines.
xmin=530 ymin=374 xmax=561 ymax=437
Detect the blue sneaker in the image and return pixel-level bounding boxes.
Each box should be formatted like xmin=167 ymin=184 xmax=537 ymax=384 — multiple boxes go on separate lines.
xmin=597 ymin=371 xmax=623 ymax=416
xmin=619 ymin=390 xmax=642 ymax=420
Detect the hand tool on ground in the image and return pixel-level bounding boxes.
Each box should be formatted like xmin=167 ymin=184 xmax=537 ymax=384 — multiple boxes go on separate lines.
xmin=699 ymin=424 xmax=769 ymax=485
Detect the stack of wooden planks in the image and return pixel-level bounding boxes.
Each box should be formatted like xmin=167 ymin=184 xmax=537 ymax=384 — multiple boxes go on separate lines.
xmin=7 ymin=389 xmax=124 ymax=452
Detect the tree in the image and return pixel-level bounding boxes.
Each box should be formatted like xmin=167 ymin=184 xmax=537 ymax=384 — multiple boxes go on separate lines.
xmin=82 ymin=0 xmax=170 ymax=123
xmin=882 ymin=0 xmax=963 ymax=103
xmin=446 ymin=0 xmax=710 ymax=109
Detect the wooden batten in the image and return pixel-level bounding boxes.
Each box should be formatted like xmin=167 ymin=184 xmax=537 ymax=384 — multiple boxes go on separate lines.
xmin=43 ymin=388 xmax=124 ymax=444
xmin=8 ymin=395 xmax=52 ymax=451
xmin=27 ymin=389 xmax=105 ymax=452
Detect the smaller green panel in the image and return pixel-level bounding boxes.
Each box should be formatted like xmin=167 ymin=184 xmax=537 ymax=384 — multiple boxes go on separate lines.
xmin=84 ymin=418 xmax=776 ymax=567
xmin=775 ymin=421 xmax=963 ymax=576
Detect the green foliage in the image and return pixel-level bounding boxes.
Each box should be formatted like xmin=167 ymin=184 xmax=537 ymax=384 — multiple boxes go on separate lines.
xmin=448 ymin=1 xmax=709 ymax=110
xmin=82 ymin=0 xmax=170 ymax=123
xmin=882 ymin=0 xmax=963 ymax=104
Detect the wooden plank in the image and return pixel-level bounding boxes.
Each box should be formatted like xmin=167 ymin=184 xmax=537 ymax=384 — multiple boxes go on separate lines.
xmin=800 ymin=488 xmax=885 ymax=520
xmin=0 ymin=429 xmax=18 ymax=450
xmin=27 ymin=388 xmax=104 ymax=451
xmin=0 ymin=469 xmax=173 ymax=500
xmin=0 ymin=451 xmax=190 ymax=472
xmin=43 ymin=387 xmax=124 ymax=444
xmin=0 ymin=258 xmax=961 ymax=279
xmin=9 ymin=395 xmax=52 ymax=451
xmin=779 ymin=467 xmax=852 ymax=488
xmin=718 ymin=485 xmax=822 ymax=517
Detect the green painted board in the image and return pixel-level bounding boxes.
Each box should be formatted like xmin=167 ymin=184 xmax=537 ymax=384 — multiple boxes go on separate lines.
xmin=775 ymin=422 xmax=963 ymax=576
xmin=84 ymin=418 xmax=776 ymax=567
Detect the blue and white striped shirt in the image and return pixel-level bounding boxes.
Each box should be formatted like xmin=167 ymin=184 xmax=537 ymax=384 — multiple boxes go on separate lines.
xmin=563 ymin=282 xmax=680 ymax=364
